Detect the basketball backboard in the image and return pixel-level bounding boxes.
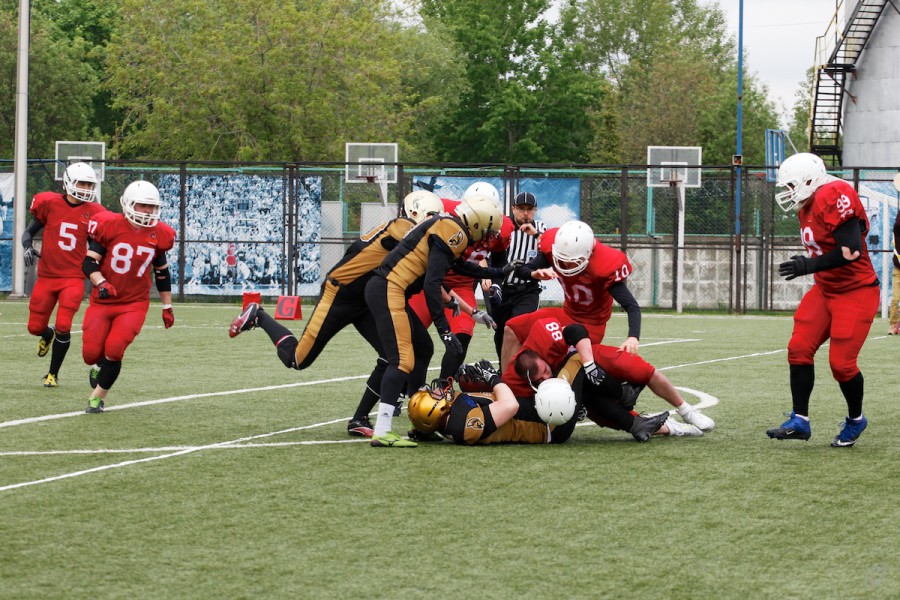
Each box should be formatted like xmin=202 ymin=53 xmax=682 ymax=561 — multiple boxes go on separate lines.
xmin=647 ymin=146 xmax=702 ymax=188
xmin=55 ymin=141 xmax=105 ymax=181
xmin=344 ymin=143 xmax=398 ymax=184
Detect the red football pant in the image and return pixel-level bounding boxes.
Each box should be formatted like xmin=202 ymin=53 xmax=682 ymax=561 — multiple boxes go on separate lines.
xmin=28 ymin=277 xmax=86 ymax=335
xmin=82 ymin=301 xmax=149 ymax=363
xmin=409 ymin=286 xmax=477 ymax=337
xmin=788 ymin=284 xmax=878 ymax=382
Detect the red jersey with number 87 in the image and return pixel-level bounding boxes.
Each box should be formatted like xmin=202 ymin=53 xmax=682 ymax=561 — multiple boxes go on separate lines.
xmin=797 ymin=179 xmax=877 ymax=293
xmin=87 ymin=213 xmax=176 ymax=304
xmin=538 ymin=228 xmax=633 ymax=326
xmin=30 ymin=192 xmax=107 ymax=279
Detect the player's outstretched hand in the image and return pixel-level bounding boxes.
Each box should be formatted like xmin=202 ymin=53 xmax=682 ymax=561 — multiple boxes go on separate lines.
xmin=162 ymin=307 xmax=175 ymax=329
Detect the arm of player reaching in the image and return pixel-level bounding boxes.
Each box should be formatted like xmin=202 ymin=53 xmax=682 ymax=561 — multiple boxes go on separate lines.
xmin=82 ymin=240 xmax=117 ymax=299
xmin=778 ymin=218 xmax=865 ymax=280
xmin=608 ymin=282 xmax=641 ymax=354
xmin=154 ymin=252 xmax=174 ymax=328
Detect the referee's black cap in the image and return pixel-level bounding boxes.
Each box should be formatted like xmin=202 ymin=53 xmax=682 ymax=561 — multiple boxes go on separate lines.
xmin=514 ymin=191 xmax=537 ymax=206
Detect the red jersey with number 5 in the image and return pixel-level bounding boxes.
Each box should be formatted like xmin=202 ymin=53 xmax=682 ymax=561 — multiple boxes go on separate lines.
xmin=797 ymin=179 xmax=877 ymax=293
xmin=538 ymin=228 xmax=632 ymax=326
xmin=87 ymin=213 xmax=176 ymax=304
xmin=29 ymin=192 xmax=107 ymax=279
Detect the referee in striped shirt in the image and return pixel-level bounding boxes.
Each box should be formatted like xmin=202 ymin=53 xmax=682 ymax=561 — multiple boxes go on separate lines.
xmin=484 ymin=191 xmax=547 ymax=360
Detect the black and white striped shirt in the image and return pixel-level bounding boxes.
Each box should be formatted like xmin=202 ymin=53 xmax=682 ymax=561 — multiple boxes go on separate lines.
xmin=503 ymin=220 xmax=547 ymax=286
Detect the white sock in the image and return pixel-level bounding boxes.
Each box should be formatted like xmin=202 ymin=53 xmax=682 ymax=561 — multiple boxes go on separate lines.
xmin=373 ymin=403 xmax=395 ymax=437
xmin=676 ymin=402 xmax=692 ymax=416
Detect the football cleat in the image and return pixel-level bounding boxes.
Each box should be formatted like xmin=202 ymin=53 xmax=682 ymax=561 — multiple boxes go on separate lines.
xmin=831 ymin=415 xmax=867 ymax=448
xmin=43 ymin=373 xmax=59 ymax=388
xmin=370 ymin=432 xmax=417 ymax=448
xmin=37 ymin=326 xmax=56 ymax=357
xmin=889 ymin=323 xmax=899 ymax=336
xmin=85 ymin=397 xmax=105 ymax=414
xmin=89 ymin=365 xmax=101 ymax=389
xmin=679 ymin=406 xmax=715 ymax=431
xmin=663 ymin=417 xmax=703 ymax=437
xmin=229 ymin=303 xmax=260 ymax=338
xmin=347 ymin=416 xmax=374 ymax=438
xmin=630 ymin=411 xmax=669 ymax=442
xmin=766 ymin=411 xmax=811 ymax=441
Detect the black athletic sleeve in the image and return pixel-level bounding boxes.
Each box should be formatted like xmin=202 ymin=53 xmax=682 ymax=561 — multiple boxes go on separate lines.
xmin=609 ymin=281 xmax=642 ymax=340
xmin=514 ymin=252 xmax=551 ymax=280
xmin=805 ymin=218 xmax=865 ymax=273
xmin=425 ymin=238 xmax=457 ymax=333
xmin=21 ymin=220 xmax=44 ymax=248
xmin=562 ymin=324 xmax=590 ymax=346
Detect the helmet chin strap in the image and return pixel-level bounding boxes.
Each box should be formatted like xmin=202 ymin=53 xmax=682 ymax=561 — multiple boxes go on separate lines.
xmin=526 ymin=370 xmax=538 ymax=393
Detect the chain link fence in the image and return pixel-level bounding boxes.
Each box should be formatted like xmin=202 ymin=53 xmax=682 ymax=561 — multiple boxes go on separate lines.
xmin=2 ymin=159 xmax=897 ymax=312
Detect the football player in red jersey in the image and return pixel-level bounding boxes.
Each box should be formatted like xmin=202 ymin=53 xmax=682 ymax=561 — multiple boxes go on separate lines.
xmin=80 ymin=181 xmax=176 ymax=413
xmin=767 ymin=153 xmax=879 ymax=448
xmin=502 ymin=316 xmax=713 ymax=440
xmin=22 ymin=162 xmax=107 ymax=387
xmin=407 ymin=182 xmax=515 ymax=378
xmin=499 ymin=220 xmax=637 ymax=369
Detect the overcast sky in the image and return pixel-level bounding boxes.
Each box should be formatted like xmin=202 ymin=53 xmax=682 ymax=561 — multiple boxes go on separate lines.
xmin=713 ymin=0 xmax=841 ymax=123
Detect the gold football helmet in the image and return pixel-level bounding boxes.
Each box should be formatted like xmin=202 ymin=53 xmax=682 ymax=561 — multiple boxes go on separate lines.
xmin=403 ymin=190 xmax=443 ymax=224
xmin=456 ymin=194 xmax=502 ymax=243
xmin=408 ymin=379 xmax=455 ymax=433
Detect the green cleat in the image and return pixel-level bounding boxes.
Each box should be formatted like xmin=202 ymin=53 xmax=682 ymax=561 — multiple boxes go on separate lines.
xmin=37 ymin=327 xmax=56 ymax=358
xmin=89 ymin=365 xmax=101 ymax=389
xmin=370 ymin=432 xmax=417 ymax=448
xmin=85 ymin=397 xmax=105 ymax=414
xmin=43 ymin=373 xmax=59 ymax=388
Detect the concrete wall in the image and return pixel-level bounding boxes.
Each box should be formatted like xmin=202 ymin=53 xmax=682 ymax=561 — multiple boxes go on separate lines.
xmin=842 ymin=6 xmax=900 ymax=167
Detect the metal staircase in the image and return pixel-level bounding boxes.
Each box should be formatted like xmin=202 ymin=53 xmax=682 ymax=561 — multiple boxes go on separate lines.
xmin=809 ymin=0 xmax=891 ymax=164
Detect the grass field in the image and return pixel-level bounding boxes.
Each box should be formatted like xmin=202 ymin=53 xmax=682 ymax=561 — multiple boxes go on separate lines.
xmin=1 ymin=299 xmax=899 ymax=599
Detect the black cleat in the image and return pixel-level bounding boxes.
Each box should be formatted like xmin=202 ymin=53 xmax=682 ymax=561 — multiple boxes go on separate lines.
xmin=89 ymin=364 xmax=100 ymax=389
xmin=347 ymin=416 xmax=374 ymax=438
xmin=229 ymin=303 xmax=260 ymax=338
xmin=630 ymin=411 xmax=670 ymax=442
xmin=619 ymin=383 xmax=645 ymax=411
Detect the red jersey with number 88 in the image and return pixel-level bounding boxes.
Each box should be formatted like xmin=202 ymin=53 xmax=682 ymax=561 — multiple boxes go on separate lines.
xmin=538 ymin=228 xmax=633 ymax=326
xmin=797 ymin=179 xmax=877 ymax=293
xmin=87 ymin=213 xmax=176 ymax=304
xmin=29 ymin=192 xmax=107 ymax=279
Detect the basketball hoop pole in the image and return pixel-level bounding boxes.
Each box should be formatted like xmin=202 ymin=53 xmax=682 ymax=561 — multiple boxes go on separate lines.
xmin=673 ymin=179 xmax=686 ymax=314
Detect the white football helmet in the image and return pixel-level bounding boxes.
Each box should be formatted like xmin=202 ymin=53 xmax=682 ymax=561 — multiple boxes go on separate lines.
xmin=120 ymin=180 xmax=162 ymax=227
xmin=552 ymin=220 xmax=594 ymax=276
xmin=456 ymin=194 xmax=503 ymax=243
xmin=534 ymin=378 xmax=576 ymax=425
xmin=63 ymin=162 xmax=98 ymax=203
xmin=775 ymin=153 xmax=828 ymax=212
xmin=403 ymin=190 xmax=442 ymax=224
xmin=463 ymin=181 xmax=500 ymax=206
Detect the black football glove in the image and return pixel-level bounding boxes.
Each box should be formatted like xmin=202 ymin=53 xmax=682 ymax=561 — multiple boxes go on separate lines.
xmin=778 ymin=255 xmax=811 ymax=281
xmin=23 ymin=246 xmax=40 ymax=268
xmin=444 ymin=297 xmax=461 ymax=317
xmin=458 ymin=359 xmax=501 ymax=389
xmin=407 ymin=429 xmax=445 ymax=442
xmin=501 ymin=259 xmax=524 ymax=275
xmin=583 ymin=360 xmax=608 ymax=386
xmin=440 ymin=330 xmax=463 ymax=356
xmin=487 ymin=283 xmax=502 ymax=305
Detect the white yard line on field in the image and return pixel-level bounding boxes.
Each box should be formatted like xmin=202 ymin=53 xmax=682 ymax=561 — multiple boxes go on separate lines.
xmin=1 ymin=343 xmax=779 ymax=492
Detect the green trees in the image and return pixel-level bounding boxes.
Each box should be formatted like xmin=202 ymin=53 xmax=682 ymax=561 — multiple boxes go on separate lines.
xmin=1 ymin=0 xmax=784 ymax=164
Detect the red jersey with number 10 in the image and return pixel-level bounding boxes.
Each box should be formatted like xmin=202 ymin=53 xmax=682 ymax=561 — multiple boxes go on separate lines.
xmin=29 ymin=192 xmax=107 ymax=279
xmin=797 ymin=179 xmax=877 ymax=293
xmin=87 ymin=213 xmax=176 ymax=305
xmin=538 ymin=228 xmax=633 ymax=326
